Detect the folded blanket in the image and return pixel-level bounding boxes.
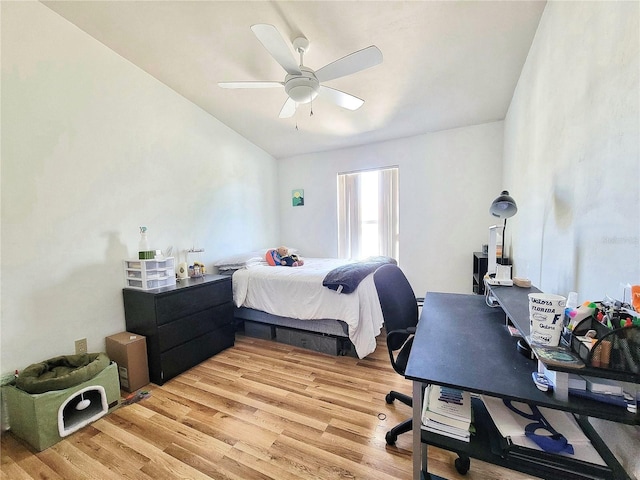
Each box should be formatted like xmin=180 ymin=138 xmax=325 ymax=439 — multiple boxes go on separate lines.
xmin=323 ymin=256 xmax=397 ymax=294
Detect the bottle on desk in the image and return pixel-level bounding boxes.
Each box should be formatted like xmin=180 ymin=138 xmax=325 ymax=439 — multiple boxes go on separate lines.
xmin=138 ymin=226 xmax=154 ymax=260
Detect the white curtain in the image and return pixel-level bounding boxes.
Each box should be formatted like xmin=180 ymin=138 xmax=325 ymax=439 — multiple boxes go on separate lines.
xmin=337 ymin=173 xmax=361 ymax=259
xmin=338 ymin=167 xmax=399 ymax=260
xmin=378 ymin=168 xmax=399 ymax=260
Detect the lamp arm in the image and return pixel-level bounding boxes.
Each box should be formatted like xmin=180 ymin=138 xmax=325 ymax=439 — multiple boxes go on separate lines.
xmin=501 ymin=217 xmax=507 ymax=263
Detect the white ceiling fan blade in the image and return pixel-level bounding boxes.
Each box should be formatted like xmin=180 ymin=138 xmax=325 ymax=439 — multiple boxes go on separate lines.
xmin=218 ymin=81 xmax=283 ymax=89
xmin=251 ymin=24 xmax=301 ymax=76
xmin=319 ymin=86 xmax=364 ymax=110
xmin=316 ymin=46 xmax=383 ymax=83
xmin=279 ymin=97 xmax=297 ymax=118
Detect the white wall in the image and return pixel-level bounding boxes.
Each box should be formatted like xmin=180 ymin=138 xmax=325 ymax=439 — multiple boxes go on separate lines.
xmin=504 ymin=2 xmax=639 ymax=476
xmin=1 ymin=2 xmax=279 ymax=374
xmin=278 ymin=122 xmax=505 ymax=297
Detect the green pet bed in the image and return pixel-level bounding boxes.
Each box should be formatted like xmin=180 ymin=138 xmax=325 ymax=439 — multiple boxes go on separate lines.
xmin=16 ymin=353 xmax=110 ymax=394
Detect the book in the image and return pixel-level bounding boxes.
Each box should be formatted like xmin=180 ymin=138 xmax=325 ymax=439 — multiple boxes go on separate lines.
xmin=422 ymin=417 xmax=470 ymax=437
xmin=423 ymin=423 xmax=470 ymax=442
xmin=585 ymin=376 xmax=623 ymax=395
xmin=507 ymin=325 xmax=523 ymax=338
xmin=421 ymin=385 xmax=472 ymax=437
xmin=530 ymin=343 xmax=585 ymax=369
xmin=569 ymin=387 xmax=629 ymax=409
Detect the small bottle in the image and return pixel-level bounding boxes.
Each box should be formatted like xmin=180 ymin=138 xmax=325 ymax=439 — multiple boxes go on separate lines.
xmin=563 ymin=291 xmax=578 ymax=334
xmin=566 ymin=291 xmax=578 ymax=311
xmin=138 ymin=227 xmax=151 ymax=259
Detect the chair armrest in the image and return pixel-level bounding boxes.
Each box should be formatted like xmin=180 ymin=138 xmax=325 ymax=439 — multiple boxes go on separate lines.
xmin=388 ymin=327 xmax=415 ymax=337
xmin=387 ymin=328 xmax=415 ymax=348
xmin=386 ymin=329 xmax=415 ymax=373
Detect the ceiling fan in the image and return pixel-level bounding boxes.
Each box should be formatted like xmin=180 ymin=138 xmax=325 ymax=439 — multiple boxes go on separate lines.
xmin=219 ymin=24 xmax=383 ymax=118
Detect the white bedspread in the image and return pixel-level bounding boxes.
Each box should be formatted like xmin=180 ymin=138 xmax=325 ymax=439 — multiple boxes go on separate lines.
xmin=232 ymin=258 xmax=384 ymax=358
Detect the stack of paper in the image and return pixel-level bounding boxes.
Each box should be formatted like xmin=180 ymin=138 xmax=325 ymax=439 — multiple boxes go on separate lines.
xmin=421 ymin=385 xmax=472 ymax=442
xmin=481 ymin=395 xmax=606 ymax=466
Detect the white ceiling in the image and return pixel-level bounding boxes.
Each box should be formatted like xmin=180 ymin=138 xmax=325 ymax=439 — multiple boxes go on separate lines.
xmin=42 ymin=1 xmax=546 ymax=159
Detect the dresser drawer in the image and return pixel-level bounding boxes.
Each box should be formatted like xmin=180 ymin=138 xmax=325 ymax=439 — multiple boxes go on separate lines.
xmin=158 ymin=324 xmax=235 ymax=383
xmin=155 ymin=278 xmax=231 ymax=325
xmin=157 ymin=302 xmax=233 ymax=352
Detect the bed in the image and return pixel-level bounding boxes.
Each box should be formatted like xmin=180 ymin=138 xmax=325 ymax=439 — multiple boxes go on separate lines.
xmin=215 ymin=252 xmax=389 ymax=358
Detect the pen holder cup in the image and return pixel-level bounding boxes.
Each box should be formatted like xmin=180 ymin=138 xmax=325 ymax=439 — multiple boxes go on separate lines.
xmin=571 ymin=317 xmax=640 ymax=374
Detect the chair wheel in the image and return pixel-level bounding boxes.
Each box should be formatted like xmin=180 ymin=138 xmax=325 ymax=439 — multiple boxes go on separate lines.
xmin=455 ymin=456 xmax=470 ymax=475
xmin=385 ymin=431 xmax=397 ymax=445
xmin=385 ymin=393 xmax=393 ymax=404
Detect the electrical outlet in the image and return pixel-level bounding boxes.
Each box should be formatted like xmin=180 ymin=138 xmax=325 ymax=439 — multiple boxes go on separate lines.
xmin=75 ymin=338 xmax=88 ymax=355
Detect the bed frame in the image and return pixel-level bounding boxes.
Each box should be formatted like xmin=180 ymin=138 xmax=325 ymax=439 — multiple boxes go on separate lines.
xmin=234 ymin=307 xmax=357 ymax=357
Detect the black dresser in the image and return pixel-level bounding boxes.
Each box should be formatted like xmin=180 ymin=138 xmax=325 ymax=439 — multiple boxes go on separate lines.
xmin=123 ymin=275 xmax=234 ymax=385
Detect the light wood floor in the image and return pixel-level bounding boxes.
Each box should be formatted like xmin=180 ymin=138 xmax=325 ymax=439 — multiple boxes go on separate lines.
xmin=1 ymin=333 xmax=537 ymax=480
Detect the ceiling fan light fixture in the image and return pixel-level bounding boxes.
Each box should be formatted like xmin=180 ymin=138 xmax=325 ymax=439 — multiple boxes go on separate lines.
xmin=284 ymin=72 xmax=319 ymax=104
xmin=287 ymin=85 xmax=319 ymax=103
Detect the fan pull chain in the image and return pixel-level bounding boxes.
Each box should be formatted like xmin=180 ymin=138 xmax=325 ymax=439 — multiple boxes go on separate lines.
xmin=310 ymin=99 xmax=314 ymax=117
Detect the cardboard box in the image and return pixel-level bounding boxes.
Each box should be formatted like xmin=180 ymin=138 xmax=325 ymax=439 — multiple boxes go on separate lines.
xmin=105 ymin=332 xmax=149 ymax=392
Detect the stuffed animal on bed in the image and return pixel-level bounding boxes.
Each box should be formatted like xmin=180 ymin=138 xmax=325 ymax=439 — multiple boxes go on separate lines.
xmin=266 ymin=246 xmax=304 ymax=267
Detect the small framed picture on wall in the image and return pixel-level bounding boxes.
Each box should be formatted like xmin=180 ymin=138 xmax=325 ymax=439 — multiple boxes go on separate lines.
xmin=292 ymin=189 xmax=304 ymax=206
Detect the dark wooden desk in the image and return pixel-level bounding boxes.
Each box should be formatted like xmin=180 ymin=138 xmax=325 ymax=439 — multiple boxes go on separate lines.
xmin=405 ymin=292 xmax=631 ymax=480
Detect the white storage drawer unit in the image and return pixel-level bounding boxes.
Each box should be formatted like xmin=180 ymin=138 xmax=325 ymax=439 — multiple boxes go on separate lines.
xmin=124 ymin=257 xmax=176 ymax=290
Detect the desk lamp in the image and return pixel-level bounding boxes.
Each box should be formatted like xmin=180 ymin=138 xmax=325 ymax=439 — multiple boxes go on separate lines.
xmin=490 ymin=191 xmax=531 ymax=359
xmin=488 ymin=191 xmax=517 ymax=278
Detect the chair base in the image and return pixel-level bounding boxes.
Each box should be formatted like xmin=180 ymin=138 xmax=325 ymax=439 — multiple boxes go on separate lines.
xmin=455 ymin=455 xmax=471 ymax=475
xmin=385 ymin=390 xmax=412 ymax=407
xmin=385 ymin=389 xmax=413 ymax=445
xmin=385 ymin=417 xmax=412 ymax=445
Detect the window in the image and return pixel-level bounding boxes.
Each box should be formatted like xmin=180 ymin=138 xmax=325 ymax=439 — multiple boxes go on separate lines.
xmin=337 ymin=167 xmax=399 ymax=260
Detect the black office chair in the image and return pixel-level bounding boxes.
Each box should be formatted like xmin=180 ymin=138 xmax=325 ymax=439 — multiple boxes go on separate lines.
xmin=373 ymin=264 xmax=419 ymax=446
xmin=374 ymin=265 xmax=471 ymax=475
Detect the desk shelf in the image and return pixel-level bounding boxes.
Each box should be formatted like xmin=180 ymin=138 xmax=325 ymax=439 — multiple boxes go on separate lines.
xmin=489 ymin=285 xmax=640 ymax=386
xmin=421 ymin=397 xmax=620 ymax=480
xmin=406 ymin=291 xmax=635 ymax=480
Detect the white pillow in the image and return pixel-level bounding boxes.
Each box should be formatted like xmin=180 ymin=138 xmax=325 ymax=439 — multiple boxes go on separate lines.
xmin=217 ymin=258 xmax=267 ymax=271
xmin=214 ymin=247 xmax=300 ymax=269
xmin=213 ymin=250 xmax=268 ymax=267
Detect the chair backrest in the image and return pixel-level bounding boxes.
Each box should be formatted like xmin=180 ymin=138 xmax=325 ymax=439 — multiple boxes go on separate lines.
xmin=373 ymin=264 xmax=419 ymax=352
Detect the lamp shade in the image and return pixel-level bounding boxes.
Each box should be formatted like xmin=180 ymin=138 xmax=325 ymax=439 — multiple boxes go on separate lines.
xmin=489 ymin=190 xmax=517 ymax=218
